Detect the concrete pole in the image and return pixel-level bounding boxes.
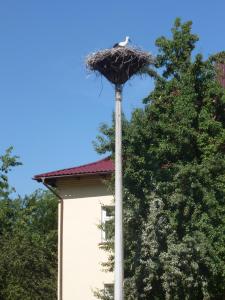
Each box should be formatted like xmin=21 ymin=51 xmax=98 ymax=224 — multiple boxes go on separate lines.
xmin=114 ymin=84 xmax=124 ymax=300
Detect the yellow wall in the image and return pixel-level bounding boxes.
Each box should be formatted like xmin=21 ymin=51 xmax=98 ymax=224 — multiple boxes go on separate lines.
xmin=56 ymin=176 xmax=114 ymax=300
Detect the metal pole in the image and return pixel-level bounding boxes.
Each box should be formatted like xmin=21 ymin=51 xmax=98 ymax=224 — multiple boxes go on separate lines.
xmin=114 ymin=83 xmax=124 ymax=300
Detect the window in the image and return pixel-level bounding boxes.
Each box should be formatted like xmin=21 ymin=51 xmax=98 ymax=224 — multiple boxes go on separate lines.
xmin=101 ymin=206 xmax=114 ymax=242
xmin=104 ymin=283 xmax=114 ymax=299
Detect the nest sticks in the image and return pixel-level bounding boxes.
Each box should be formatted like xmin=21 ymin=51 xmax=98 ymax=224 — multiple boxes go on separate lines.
xmin=86 ymin=47 xmax=154 ymax=85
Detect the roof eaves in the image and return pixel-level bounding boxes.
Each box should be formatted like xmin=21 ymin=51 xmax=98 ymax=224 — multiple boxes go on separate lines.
xmin=33 ymin=169 xmax=114 ymax=182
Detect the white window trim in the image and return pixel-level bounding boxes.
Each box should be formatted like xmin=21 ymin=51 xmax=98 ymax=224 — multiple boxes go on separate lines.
xmin=101 ymin=205 xmax=114 ymax=242
xmin=104 ymin=283 xmax=114 ymax=298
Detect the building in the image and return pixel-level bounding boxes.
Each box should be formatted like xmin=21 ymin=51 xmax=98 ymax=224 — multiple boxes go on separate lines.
xmin=34 ymin=157 xmax=115 ymax=300
xmin=34 ymin=60 xmax=225 ymax=300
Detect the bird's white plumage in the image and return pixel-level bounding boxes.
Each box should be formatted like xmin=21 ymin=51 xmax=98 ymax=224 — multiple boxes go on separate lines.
xmin=118 ymin=36 xmax=130 ymax=47
xmin=113 ymin=36 xmax=131 ymax=48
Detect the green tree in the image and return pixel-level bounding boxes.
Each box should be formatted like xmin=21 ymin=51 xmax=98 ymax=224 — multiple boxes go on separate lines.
xmin=0 ymin=146 xmax=21 ymax=201
xmin=0 ymin=148 xmax=58 ymax=299
xmin=95 ymin=19 xmax=225 ymax=299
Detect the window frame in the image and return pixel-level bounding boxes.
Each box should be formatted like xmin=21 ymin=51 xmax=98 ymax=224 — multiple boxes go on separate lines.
xmin=101 ymin=205 xmax=114 ymax=242
xmin=104 ymin=283 xmax=114 ymax=299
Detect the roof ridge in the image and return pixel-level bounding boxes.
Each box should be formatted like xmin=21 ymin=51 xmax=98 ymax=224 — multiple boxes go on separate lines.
xmin=34 ymin=156 xmax=112 ymax=179
xmin=58 ymin=156 xmax=111 ymax=172
xmin=74 ymin=156 xmax=111 ymax=169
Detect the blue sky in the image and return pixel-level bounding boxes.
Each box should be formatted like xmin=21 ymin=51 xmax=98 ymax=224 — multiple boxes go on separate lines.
xmin=1 ymin=0 xmax=225 ymax=196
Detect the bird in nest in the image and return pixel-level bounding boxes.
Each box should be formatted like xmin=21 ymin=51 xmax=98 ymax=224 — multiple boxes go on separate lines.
xmin=113 ymin=36 xmax=131 ymax=48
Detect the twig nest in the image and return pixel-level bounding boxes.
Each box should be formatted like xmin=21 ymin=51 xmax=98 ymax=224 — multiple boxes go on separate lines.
xmin=86 ymin=47 xmax=154 ymax=85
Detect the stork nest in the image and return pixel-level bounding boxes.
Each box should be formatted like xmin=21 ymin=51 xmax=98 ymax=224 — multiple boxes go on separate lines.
xmin=86 ymin=47 xmax=154 ymax=85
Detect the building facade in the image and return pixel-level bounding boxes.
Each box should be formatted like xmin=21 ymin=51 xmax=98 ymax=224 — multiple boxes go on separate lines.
xmin=34 ymin=157 xmax=114 ymax=300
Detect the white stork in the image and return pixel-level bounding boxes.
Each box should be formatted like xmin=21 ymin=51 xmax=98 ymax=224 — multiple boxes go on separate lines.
xmin=113 ymin=36 xmax=131 ymax=48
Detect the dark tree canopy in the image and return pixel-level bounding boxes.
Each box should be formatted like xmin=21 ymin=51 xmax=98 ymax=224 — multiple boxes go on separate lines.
xmin=95 ymin=19 xmax=225 ymax=300
xmin=0 ymin=148 xmax=58 ymax=300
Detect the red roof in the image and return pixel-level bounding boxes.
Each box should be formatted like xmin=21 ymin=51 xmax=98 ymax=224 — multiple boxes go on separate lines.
xmin=34 ymin=157 xmax=114 ymax=182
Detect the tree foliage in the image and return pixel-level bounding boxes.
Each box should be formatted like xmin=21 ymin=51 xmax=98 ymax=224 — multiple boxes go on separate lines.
xmin=0 ymin=146 xmax=21 ymax=200
xmin=95 ymin=19 xmax=225 ymax=299
xmin=0 ymin=148 xmax=58 ymax=299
